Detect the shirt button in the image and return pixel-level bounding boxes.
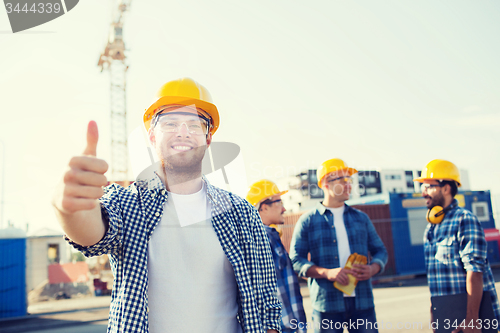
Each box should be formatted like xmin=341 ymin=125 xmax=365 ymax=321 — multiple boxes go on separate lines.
xmin=335 ymin=256 xmax=338 ymax=259
xmin=155 ymin=212 xmax=160 ymax=217
xmin=333 ymin=239 xmax=336 ymax=243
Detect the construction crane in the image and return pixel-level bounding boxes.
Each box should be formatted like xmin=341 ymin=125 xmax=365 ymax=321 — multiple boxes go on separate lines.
xmin=98 ymin=0 xmax=132 ymax=183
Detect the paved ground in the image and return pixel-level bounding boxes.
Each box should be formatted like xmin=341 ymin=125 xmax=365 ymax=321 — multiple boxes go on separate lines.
xmin=28 ymin=296 xmax=112 ymax=315
xmin=2 ymin=268 xmax=500 ymax=332
xmin=0 ymin=308 xmax=109 ymax=333
xmin=299 ymin=275 xmax=436 ymax=333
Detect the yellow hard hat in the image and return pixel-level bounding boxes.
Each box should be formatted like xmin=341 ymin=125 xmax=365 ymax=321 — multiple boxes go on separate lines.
xmin=246 ymin=179 xmax=288 ymax=207
xmin=413 ymin=159 xmax=461 ymax=187
xmin=317 ymin=158 xmax=358 ymax=189
xmin=143 ymin=78 xmax=220 ymax=135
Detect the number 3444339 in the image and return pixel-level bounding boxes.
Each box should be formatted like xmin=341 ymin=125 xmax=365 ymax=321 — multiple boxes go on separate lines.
xmin=5 ymin=3 xmax=62 ymax=14
xmin=443 ymin=319 xmax=499 ymax=330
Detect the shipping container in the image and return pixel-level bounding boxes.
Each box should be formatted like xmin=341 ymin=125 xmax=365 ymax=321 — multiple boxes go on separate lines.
xmin=352 ymin=204 xmax=396 ymax=276
xmin=0 ymin=228 xmax=27 ymax=319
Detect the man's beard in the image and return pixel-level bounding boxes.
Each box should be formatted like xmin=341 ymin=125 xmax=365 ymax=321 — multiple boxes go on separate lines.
xmin=159 ymin=145 xmax=206 ymax=184
xmin=330 ymin=184 xmax=350 ymax=201
xmin=426 ymin=191 xmax=445 ymax=209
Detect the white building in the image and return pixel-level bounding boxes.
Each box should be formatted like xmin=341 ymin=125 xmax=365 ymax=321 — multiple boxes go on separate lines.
xmin=26 ymin=228 xmax=72 ymax=291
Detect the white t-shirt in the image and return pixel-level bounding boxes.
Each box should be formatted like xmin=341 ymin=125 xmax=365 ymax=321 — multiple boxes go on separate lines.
xmin=327 ymin=205 xmax=355 ymax=297
xmin=148 ymin=184 xmax=242 ymax=333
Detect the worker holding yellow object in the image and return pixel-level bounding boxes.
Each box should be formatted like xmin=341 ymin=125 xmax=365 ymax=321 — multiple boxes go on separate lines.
xmin=290 ymin=158 xmax=388 ymax=333
xmin=334 ymin=253 xmax=367 ymax=296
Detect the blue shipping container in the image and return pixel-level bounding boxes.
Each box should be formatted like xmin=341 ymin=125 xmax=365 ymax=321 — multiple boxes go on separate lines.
xmin=0 ymin=235 xmax=26 ymax=319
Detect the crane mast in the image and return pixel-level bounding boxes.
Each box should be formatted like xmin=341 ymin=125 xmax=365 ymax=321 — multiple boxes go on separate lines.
xmin=98 ymin=0 xmax=132 ymax=182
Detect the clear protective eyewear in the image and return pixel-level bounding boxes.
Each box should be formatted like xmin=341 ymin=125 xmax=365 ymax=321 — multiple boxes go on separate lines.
xmin=154 ymin=113 xmax=209 ymax=135
xmin=420 ymin=183 xmax=443 ymax=192
xmin=327 ymin=176 xmax=352 ymax=184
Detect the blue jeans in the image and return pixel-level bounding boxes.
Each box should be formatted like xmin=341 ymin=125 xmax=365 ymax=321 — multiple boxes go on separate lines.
xmin=312 ymin=298 xmax=379 ymax=333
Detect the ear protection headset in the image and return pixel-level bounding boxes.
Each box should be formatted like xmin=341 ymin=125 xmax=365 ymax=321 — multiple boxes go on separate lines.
xmin=426 ymin=205 xmax=452 ymax=224
xmin=269 ymin=224 xmax=283 ymax=237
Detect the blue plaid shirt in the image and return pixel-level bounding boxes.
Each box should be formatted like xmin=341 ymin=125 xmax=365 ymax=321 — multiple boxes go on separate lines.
xmin=265 ymin=226 xmax=307 ymax=333
xmin=424 ymin=199 xmax=500 ymax=321
xmin=67 ymin=174 xmax=282 ymax=333
xmin=289 ymin=202 xmax=387 ymax=313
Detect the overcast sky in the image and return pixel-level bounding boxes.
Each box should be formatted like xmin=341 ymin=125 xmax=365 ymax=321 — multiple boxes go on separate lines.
xmin=1 ymin=0 xmax=499 ymax=233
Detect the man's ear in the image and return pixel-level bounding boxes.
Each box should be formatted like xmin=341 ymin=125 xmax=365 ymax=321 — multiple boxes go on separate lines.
xmin=442 ymin=183 xmax=451 ymax=196
xmin=322 ymin=181 xmax=329 ymax=191
xmin=206 ymin=132 xmax=213 ymax=148
xmin=148 ymin=128 xmax=156 ymax=148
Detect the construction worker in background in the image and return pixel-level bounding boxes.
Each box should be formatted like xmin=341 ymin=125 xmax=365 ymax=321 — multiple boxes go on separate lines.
xmin=247 ymin=180 xmax=307 ymax=333
xmin=52 ymin=78 xmax=281 ymax=333
xmin=414 ymin=159 xmax=500 ymax=333
xmin=289 ymin=158 xmax=387 ymax=333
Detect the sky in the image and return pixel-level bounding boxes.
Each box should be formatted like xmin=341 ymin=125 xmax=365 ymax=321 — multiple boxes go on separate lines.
xmin=1 ymin=0 xmax=499 ymax=233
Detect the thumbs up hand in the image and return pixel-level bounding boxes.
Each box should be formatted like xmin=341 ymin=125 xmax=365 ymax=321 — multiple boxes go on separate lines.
xmin=83 ymin=120 xmax=100 ymax=157
xmin=53 ymin=121 xmax=109 ymax=215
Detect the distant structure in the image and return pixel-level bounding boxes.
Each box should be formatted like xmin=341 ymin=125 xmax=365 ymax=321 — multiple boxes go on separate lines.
xmin=98 ymin=0 xmax=133 ymax=182
xmin=26 ymin=228 xmax=72 ymax=292
xmin=278 ymin=168 xmax=470 ymax=213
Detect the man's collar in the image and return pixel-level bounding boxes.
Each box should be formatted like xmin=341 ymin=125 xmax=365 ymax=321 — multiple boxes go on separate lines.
xmin=139 ymin=168 xmax=217 ymax=204
xmin=203 ymin=176 xmax=220 ymax=206
xmin=148 ymin=171 xmax=166 ymax=191
xmin=264 ymin=225 xmax=280 ymax=236
xmin=317 ymin=202 xmax=327 ymax=215
xmin=132 ymin=162 xmax=220 ymax=205
xmin=447 ymin=198 xmax=459 ymax=211
xmin=316 ymin=201 xmax=348 ymax=215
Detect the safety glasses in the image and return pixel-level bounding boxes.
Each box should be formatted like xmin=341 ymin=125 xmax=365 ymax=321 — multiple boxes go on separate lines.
xmin=261 ymin=199 xmax=282 ymax=206
xmin=154 ymin=113 xmax=209 ymax=135
xmin=326 ymin=176 xmax=352 ymax=184
xmin=420 ymin=183 xmax=443 ymax=192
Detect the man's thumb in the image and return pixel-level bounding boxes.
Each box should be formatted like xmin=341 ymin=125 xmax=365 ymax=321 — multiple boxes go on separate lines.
xmin=83 ymin=121 xmax=99 ymax=156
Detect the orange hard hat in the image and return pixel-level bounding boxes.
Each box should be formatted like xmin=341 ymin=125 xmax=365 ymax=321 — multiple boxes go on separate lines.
xmin=317 ymin=158 xmax=358 ymax=189
xmin=414 ymin=159 xmax=461 ymax=187
xmin=143 ymin=78 xmax=220 ymax=135
xmin=246 ymin=180 xmax=288 ymax=207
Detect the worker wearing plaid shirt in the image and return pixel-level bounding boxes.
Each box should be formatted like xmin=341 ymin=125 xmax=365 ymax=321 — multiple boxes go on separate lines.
xmin=290 ymin=159 xmax=387 ymax=333
xmin=247 ymin=180 xmax=307 ymax=333
xmin=53 ymin=78 xmax=282 ymax=333
xmin=416 ymin=159 xmax=500 ymax=333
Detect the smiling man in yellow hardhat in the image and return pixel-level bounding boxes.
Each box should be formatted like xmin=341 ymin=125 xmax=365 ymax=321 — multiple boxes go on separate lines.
xmin=289 ymin=158 xmax=387 ymax=333
xmin=247 ymin=179 xmax=307 ymax=333
xmin=415 ymin=159 xmax=500 ymax=332
xmin=53 ymin=78 xmax=281 ymax=333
